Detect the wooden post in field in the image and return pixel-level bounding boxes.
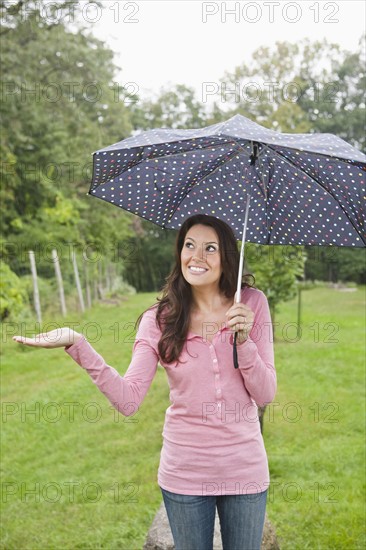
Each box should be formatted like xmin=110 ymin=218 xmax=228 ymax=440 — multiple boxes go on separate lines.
xmin=52 ymin=249 xmax=67 ymax=316
xmin=71 ymin=249 xmax=85 ymax=313
xmin=28 ymin=250 xmax=42 ymax=324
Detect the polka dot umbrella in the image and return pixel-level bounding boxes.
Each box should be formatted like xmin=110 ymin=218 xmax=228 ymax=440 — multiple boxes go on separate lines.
xmin=90 ymin=114 xmax=365 ymax=245
xmin=89 ymin=114 xmax=366 ymax=365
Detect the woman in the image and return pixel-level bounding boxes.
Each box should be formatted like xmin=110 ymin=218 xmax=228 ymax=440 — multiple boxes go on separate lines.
xmin=13 ymin=214 xmax=276 ymax=550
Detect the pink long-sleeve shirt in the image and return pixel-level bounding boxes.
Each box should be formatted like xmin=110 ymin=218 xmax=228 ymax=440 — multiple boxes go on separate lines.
xmin=65 ymin=286 xmax=276 ymax=495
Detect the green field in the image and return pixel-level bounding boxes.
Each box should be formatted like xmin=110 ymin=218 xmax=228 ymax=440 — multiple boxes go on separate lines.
xmin=1 ymin=287 xmax=365 ymax=549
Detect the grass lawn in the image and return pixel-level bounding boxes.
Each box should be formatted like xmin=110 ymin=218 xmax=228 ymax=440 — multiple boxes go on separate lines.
xmin=1 ymin=287 xmax=365 ymax=549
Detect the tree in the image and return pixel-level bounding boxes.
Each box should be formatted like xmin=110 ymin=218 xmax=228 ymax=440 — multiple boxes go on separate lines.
xmin=305 ymin=246 xmax=366 ymax=284
xmin=130 ymin=84 xmax=208 ymax=130
xmin=0 ymin=0 xmax=136 ymax=289
xmin=0 ymin=259 xmax=29 ymax=320
xmin=206 ymin=37 xmax=365 ymax=147
xmin=245 ymin=244 xmax=306 ymax=329
xmin=122 ymin=219 xmax=176 ymax=293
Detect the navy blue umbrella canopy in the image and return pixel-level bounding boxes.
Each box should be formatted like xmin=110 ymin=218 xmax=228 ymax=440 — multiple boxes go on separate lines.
xmin=89 ymin=114 xmax=366 ymax=247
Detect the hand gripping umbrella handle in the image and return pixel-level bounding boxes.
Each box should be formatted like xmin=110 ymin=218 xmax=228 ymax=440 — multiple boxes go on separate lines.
xmin=234 ymin=194 xmax=251 ymax=368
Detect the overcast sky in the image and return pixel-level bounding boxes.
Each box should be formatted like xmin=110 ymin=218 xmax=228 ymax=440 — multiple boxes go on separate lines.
xmin=88 ymin=0 xmax=365 ymax=103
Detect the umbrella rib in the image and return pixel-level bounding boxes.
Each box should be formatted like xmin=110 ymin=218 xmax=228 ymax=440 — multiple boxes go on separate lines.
xmin=93 ymin=140 xmax=239 ymax=190
xmin=119 ymin=136 xmax=259 ymax=182
xmin=264 ymin=144 xmax=366 ymax=245
xmin=163 ymin=143 xmax=252 ymax=227
xmin=126 ymin=138 xmax=238 ymax=173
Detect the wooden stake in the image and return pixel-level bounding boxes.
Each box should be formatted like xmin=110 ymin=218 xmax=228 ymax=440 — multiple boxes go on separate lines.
xmin=52 ymin=249 xmax=67 ymax=316
xmin=28 ymin=250 xmax=42 ymax=324
xmin=71 ymin=249 xmax=85 ymax=313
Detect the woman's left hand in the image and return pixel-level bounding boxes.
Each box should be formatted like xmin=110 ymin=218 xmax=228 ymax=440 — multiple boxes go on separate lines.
xmin=226 ymin=302 xmax=254 ymax=344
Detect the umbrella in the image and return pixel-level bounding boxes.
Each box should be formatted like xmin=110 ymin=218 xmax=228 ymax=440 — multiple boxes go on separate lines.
xmin=89 ymin=114 xmax=365 ymax=245
xmin=88 ymin=114 xmax=366 ymax=366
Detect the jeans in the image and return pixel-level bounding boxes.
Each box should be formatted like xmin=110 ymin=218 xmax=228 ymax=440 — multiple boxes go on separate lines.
xmin=161 ymin=487 xmax=268 ymax=550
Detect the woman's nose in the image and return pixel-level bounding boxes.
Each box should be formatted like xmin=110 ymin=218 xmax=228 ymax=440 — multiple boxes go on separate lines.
xmin=192 ymin=245 xmax=206 ymax=261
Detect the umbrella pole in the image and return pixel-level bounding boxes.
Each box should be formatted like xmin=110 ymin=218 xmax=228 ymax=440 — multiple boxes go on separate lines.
xmin=234 ymin=194 xmax=251 ymax=368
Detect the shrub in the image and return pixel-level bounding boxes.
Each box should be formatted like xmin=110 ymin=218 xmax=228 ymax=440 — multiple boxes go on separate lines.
xmin=0 ymin=261 xmax=29 ymax=321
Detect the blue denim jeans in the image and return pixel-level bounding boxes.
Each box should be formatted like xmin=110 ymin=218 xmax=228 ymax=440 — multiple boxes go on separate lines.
xmin=161 ymin=487 xmax=268 ymax=550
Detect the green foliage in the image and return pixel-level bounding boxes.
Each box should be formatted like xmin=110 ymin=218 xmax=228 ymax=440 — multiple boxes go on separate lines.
xmin=105 ymin=275 xmax=136 ymax=298
xmin=207 ymin=37 xmax=365 ymax=147
xmin=0 ymin=260 xmax=29 ymax=321
xmin=246 ymin=244 xmax=306 ymax=321
xmin=21 ymin=273 xmax=58 ymax=308
xmin=123 ymin=220 xmax=176 ymax=293
xmin=1 ymin=0 xmax=133 ymax=248
xmin=335 ymin=248 xmax=366 ymax=284
xmin=130 ymin=84 xmax=207 ymax=130
xmin=305 ymin=247 xmax=366 ymax=284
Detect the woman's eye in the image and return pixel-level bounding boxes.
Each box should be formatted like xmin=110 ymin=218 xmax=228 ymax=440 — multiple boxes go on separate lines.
xmin=185 ymin=242 xmax=194 ymax=249
xmin=206 ymin=245 xmax=217 ymax=253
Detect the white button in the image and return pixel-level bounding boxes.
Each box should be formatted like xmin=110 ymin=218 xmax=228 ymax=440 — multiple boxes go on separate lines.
xmin=213 ymin=358 xmax=217 ymax=363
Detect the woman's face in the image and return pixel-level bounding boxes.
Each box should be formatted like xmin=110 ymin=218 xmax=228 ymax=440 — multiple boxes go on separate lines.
xmin=180 ymin=224 xmax=222 ymax=289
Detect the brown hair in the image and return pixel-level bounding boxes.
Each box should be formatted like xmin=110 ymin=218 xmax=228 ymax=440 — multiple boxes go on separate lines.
xmin=138 ymin=215 xmax=254 ymax=364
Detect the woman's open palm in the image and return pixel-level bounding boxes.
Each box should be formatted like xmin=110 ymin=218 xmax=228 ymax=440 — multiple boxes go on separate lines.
xmin=12 ymin=328 xmax=82 ymax=349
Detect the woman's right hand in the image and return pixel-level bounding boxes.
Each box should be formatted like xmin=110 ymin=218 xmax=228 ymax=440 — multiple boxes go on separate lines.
xmin=12 ymin=328 xmax=83 ymax=349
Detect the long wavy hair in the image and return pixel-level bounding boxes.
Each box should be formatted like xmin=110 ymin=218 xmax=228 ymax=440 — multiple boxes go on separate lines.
xmin=137 ymin=215 xmax=254 ymax=364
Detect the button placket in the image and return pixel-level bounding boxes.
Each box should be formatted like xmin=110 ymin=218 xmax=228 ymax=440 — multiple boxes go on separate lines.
xmin=209 ymin=342 xmax=222 ymax=419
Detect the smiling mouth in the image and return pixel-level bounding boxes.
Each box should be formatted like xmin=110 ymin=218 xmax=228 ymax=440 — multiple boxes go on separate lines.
xmin=188 ymin=266 xmax=208 ymax=273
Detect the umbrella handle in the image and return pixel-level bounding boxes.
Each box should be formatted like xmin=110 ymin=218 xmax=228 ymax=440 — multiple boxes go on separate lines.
xmin=233 ymin=195 xmax=251 ymax=369
xmin=233 ymin=332 xmax=239 ymax=368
